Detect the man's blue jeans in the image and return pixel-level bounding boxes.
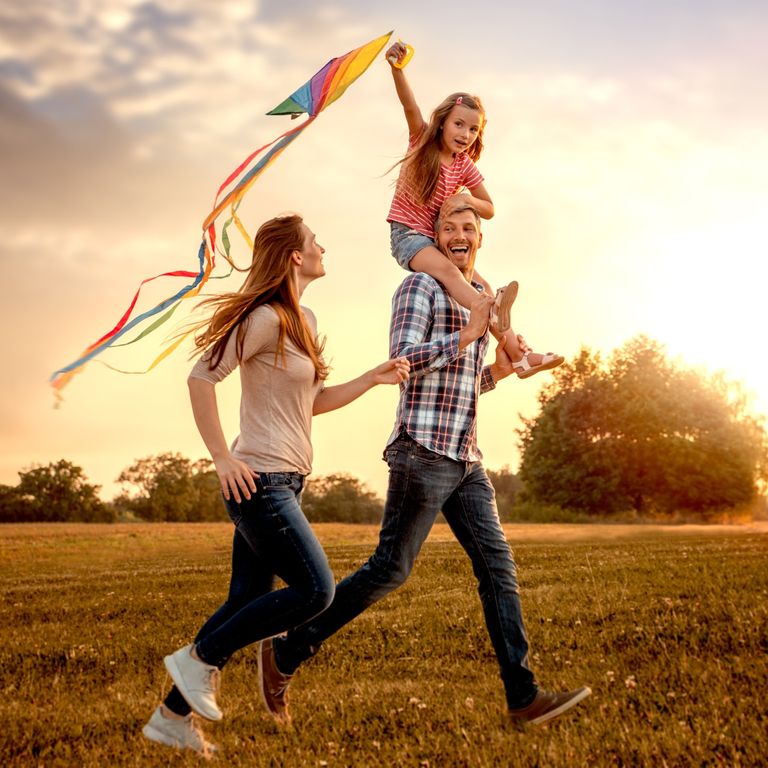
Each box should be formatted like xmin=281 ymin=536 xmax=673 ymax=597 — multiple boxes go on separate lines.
xmin=275 ymin=434 xmax=538 ymax=709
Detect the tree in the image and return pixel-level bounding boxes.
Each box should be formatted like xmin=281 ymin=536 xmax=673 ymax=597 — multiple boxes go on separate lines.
xmin=518 ymin=336 xmax=767 ymax=517
xmin=302 ymin=473 xmax=383 ymax=523
xmin=117 ymin=453 xmax=223 ymax=522
xmin=11 ymin=460 xmax=112 ymax=522
xmin=486 ymin=466 xmax=524 ymax=521
xmin=0 ymin=484 xmax=35 ymax=522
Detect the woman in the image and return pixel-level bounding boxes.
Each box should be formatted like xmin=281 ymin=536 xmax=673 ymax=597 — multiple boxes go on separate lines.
xmin=142 ymin=214 xmax=409 ymax=755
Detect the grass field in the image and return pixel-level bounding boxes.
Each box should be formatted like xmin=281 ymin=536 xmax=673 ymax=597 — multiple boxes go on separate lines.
xmin=1 ymin=522 xmax=766 ymax=767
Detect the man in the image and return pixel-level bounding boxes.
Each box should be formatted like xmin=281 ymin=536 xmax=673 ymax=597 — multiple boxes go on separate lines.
xmin=259 ymin=201 xmax=591 ymax=725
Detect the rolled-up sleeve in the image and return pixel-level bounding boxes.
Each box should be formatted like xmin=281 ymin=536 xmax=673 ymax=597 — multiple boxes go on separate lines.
xmin=389 ymin=274 xmax=461 ymax=375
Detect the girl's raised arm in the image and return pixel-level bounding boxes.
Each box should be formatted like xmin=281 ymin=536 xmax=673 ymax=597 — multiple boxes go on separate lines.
xmin=385 ymin=41 xmax=424 ymax=138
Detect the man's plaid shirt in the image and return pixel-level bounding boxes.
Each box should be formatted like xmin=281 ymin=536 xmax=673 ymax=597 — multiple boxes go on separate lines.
xmin=386 ymin=272 xmax=496 ymax=461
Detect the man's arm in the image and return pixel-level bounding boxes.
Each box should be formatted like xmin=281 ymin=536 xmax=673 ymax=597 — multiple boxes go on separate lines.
xmin=390 ymin=275 xmax=493 ymax=375
xmin=389 ymin=276 xmax=456 ymax=375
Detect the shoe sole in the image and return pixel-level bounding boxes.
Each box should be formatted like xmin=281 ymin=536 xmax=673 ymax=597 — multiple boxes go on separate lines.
xmin=257 ymin=638 xmax=290 ymax=724
xmin=142 ymin=723 xmax=217 ymax=756
xmin=516 ymin=354 xmax=565 ymax=380
xmin=495 ymin=281 xmax=519 ymax=332
xmin=530 ymin=686 xmax=592 ymax=725
xmin=142 ymin=723 xmax=188 ymax=750
xmin=164 ymin=653 xmax=223 ymax=722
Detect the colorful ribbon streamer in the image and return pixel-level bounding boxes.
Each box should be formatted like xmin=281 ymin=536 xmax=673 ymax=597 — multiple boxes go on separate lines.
xmin=50 ymin=31 xmax=393 ymax=399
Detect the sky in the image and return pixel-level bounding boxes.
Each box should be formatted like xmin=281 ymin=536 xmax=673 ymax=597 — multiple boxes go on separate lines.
xmin=1 ymin=0 xmax=767 ymax=500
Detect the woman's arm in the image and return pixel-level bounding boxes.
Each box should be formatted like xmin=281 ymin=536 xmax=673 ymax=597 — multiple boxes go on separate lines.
xmin=313 ymin=358 xmax=410 ymax=415
xmin=188 ymin=376 xmax=257 ymax=503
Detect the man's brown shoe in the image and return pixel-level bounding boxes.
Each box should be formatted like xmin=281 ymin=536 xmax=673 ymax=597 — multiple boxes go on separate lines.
xmin=258 ymin=637 xmax=293 ymax=723
xmin=509 ymin=686 xmax=591 ymax=725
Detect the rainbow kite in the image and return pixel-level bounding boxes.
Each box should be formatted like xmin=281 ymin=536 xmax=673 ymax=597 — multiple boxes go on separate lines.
xmin=50 ymin=30 xmax=393 ymax=399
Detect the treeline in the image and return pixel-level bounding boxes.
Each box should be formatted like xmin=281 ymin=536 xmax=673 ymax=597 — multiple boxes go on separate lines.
xmin=3 ymin=336 xmax=766 ymax=523
xmin=0 ymin=456 xmax=392 ymax=524
xmin=0 ymin=455 xmax=524 ymax=524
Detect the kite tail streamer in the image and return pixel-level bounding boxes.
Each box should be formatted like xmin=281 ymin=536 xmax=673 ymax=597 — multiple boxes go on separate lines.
xmin=49 ymin=119 xmax=313 ymax=400
xmin=50 ymin=31 xmax=392 ymax=400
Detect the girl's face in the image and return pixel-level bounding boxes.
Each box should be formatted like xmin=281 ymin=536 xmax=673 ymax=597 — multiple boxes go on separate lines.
xmin=440 ymin=104 xmax=483 ymax=155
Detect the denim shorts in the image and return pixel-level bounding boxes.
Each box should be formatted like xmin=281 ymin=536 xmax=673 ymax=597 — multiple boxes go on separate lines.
xmin=390 ymin=222 xmax=436 ymax=270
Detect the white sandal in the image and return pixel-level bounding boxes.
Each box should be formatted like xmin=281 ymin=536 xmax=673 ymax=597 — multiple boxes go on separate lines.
xmin=513 ymin=351 xmax=564 ymax=379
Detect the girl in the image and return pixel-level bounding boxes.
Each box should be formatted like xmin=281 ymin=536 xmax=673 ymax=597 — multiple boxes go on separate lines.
xmin=385 ymin=40 xmax=562 ymax=379
xmin=142 ymin=214 xmax=409 ymax=755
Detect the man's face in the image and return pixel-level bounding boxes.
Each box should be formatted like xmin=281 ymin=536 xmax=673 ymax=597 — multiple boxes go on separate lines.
xmin=436 ymin=209 xmax=482 ymax=275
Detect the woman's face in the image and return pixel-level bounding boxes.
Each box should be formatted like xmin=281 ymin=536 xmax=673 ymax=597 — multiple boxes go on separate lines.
xmin=296 ymin=223 xmax=326 ymax=281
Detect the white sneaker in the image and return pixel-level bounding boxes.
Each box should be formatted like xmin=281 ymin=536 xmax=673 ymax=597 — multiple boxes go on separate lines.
xmin=142 ymin=705 xmax=217 ymax=757
xmin=164 ymin=644 xmax=223 ymax=721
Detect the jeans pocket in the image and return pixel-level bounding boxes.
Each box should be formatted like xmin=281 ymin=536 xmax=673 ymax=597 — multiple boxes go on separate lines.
xmin=258 ymin=472 xmax=299 ymax=491
xmin=408 ymin=441 xmax=444 ymax=465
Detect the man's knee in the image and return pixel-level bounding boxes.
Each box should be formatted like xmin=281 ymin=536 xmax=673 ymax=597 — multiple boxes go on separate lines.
xmin=365 ymin=550 xmax=413 ymax=592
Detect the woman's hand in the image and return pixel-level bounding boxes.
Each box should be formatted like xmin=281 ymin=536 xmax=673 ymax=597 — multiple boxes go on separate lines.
xmin=370 ymin=357 xmax=411 ymax=385
xmin=213 ymin=454 xmax=258 ymax=503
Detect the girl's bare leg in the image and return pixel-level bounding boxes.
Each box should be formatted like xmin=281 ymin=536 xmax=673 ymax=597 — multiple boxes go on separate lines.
xmin=409 ymin=245 xmax=562 ymax=378
xmin=409 ymin=245 xmax=491 ymax=308
xmin=497 ymin=326 xmax=564 ymax=378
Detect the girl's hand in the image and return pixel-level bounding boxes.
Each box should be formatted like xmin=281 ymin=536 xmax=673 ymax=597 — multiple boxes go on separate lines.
xmin=213 ymin=455 xmax=258 ymax=503
xmin=385 ymin=41 xmax=409 ymax=68
xmin=441 ymin=193 xmax=473 ymax=219
xmin=371 ymin=357 xmax=411 ymax=385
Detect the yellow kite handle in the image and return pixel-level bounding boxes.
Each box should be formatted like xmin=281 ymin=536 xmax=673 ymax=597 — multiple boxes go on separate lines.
xmin=387 ymin=40 xmax=414 ymax=69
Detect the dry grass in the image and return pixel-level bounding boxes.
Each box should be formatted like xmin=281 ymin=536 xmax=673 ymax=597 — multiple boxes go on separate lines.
xmin=1 ymin=522 xmax=766 ymax=766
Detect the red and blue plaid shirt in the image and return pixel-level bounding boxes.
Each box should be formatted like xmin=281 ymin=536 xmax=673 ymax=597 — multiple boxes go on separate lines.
xmin=386 ymin=272 xmax=496 ymax=461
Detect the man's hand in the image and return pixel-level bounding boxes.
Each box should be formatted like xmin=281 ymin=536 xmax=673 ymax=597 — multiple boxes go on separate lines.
xmin=459 ymin=292 xmax=494 ymax=349
xmin=490 ymin=334 xmax=530 ymax=382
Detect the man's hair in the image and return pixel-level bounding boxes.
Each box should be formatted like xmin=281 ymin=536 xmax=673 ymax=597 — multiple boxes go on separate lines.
xmin=435 ymin=202 xmax=482 ymax=234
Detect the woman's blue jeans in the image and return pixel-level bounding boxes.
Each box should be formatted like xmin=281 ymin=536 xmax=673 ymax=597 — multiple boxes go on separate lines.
xmin=275 ymin=435 xmax=538 ymax=709
xmin=164 ymin=471 xmax=334 ymax=716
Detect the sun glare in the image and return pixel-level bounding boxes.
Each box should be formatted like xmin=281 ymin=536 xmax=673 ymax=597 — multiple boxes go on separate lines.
xmin=637 ymin=216 xmax=768 ymax=417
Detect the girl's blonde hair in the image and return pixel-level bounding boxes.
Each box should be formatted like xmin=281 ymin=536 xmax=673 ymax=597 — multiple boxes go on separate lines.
xmin=192 ymin=214 xmax=328 ymax=382
xmin=398 ymin=92 xmax=486 ymax=205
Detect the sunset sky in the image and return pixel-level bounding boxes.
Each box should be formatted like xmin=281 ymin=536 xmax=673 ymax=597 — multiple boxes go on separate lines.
xmin=2 ymin=0 xmax=767 ymax=500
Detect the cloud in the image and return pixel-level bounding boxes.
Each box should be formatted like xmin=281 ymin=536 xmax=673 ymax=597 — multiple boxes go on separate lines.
xmin=0 ymin=1 xmax=393 ymax=161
